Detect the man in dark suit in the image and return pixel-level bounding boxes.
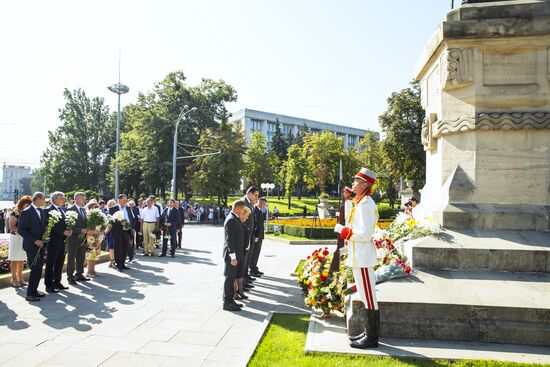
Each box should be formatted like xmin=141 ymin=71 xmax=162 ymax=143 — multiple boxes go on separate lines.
xmin=133 ymin=199 xmax=143 ymax=249
xmin=18 ymin=192 xmax=47 ymax=301
xmin=66 ymin=192 xmax=93 ymax=285
xmin=152 ymin=196 xmax=163 ymax=249
xmin=44 ymin=191 xmax=72 ymax=293
xmin=223 ymin=200 xmax=247 ymax=311
xmin=109 ymin=194 xmax=135 ymax=271
xmin=249 ymin=197 xmax=267 ymax=277
xmin=160 ymin=199 xmax=181 ymax=258
xmin=241 ymin=186 xmax=259 ymax=289
xmin=176 ymin=200 xmax=185 ymax=248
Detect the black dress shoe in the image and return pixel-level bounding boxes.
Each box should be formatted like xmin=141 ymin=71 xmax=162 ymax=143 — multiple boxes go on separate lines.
xmin=247 ymin=276 xmax=256 ymax=281
xmin=251 ymin=271 xmax=263 ymax=277
xmin=68 ymin=279 xmax=77 ymax=285
xmin=244 ymin=284 xmax=254 ymax=290
xmin=56 ymin=284 xmax=69 ymax=290
xmin=75 ymin=276 xmax=90 ymax=281
xmin=35 ymin=291 xmax=46 ymax=297
xmin=234 ymin=292 xmax=249 ymax=300
xmin=223 ymin=303 xmax=241 ymax=312
xmin=159 ymin=254 xmax=166 ymax=257
xmin=117 ymin=267 xmax=123 ymax=272
xmin=26 ymin=295 xmax=40 ymax=302
xmin=233 ymin=301 xmax=244 ymax=308
xmin=122 ymin=266 xmax=130 ymax=270
xmin=171 ymin=254 xmax=175 ymax=258
xmin=45 ymin=287 xmax=58 ymax=293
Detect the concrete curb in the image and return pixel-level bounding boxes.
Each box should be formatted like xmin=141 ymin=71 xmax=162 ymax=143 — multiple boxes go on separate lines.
xmin=240 ymin=311 xmax=274 ymax=367
xmin=0 ymin=252 xmax=110 ymax=289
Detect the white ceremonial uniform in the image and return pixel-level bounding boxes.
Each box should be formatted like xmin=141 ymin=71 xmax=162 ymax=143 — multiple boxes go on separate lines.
xmin=344 ymin=194 xmax=379 ymax=310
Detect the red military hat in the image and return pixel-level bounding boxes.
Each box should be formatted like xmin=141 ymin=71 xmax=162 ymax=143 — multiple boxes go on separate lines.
xmin=354 ymin=167 xmax=377 ymax=184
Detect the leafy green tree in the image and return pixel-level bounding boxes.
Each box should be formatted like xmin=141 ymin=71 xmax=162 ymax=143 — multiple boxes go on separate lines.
xmin=188 ymin=122 xmax=245 ymax=207
xmin=115 ymin=71 xmax=237 ymax=198
xmin=293 ymin=123 xmax=310 ymax=146
xmin=282 ymin=143 xmax=308 ymax=207
xmin=18 ymin=177 xmax=33 ymax=196
xmin=38 ymin=88 xmax=115 ymax=193
xmin=378 ymin=81 xmax=425 ymax=185
xmin=270 ymin=119 xmax=288 ymax=161
xmin=303 ymin=131 xmax=344 ymax=194
xmin=242 ymin=131 xmax=274 ymax=188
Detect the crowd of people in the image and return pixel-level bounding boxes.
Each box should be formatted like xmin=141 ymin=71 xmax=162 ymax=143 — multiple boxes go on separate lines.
xmin=222 ymin=186 xmax=267 ymax=312
xmin=5 ymin=191 xmax=188 ymax=302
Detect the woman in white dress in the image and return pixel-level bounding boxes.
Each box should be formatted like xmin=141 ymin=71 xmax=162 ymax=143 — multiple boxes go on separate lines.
xmin=8 ymin=195 xmax=32 ymax=287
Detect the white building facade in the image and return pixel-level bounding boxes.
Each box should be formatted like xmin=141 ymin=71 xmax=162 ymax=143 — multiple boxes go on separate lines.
xmin=0 ymin=164 xmax=32 ymax=200
xmin=230 ymin=109 xmax=375 ymax=148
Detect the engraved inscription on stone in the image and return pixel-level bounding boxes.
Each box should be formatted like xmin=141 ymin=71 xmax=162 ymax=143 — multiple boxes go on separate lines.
xmin=483 ymin=52 xmax=537 ymax=85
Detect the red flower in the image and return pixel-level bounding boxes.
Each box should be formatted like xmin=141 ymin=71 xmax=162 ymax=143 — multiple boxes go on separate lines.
xmin=320 ymin=275 xmax=327 ymax=282
xmin=405 ymin=265 xmax=411 ymax=274
xmin=307 ymin=256 xmax=310 ymax=259
xmin=350 ymin=284 xmax=357 ymax=292
xmin=323 ymin=250 xmax=329 ymax=256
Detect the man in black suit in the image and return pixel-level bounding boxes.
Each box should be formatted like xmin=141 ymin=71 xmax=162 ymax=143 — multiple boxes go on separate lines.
xmin=223 ymin=200 xmax=247 ymax=311
xmin=152 ymin=196 xmax=163 ymax=249
xmin=109 ymin=194 xmax=135 ymax=271
xmin=44 ymin=191 xmax=72 ymax=293
xmin=66 ymin=192 xmax=93 ymax=285
xmin=176 ymin=200 xmax=185 ymax=248
xmin=250 ymin=197 xmax=267 ymax=277
xmin=18 ymin=192 xmax=47 ymax=302
xmin=160 ymin=199 xmax=181 ymax=258
xmin=133 ymin=199 xmax=143 ymax=249
xmin=241 ymin=186 xmax=259 ymax=289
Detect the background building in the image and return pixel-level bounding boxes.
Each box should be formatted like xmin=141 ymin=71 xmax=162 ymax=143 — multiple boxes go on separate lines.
xmin=0 ymin=164 xmax=32 ymax=201
xmin=230 ymin=109 xmax=376 ymax=148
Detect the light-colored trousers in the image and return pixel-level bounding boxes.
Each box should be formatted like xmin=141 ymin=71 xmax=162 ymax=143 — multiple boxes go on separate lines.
xmin=142 ymin=222 xmax=157 ymax=255
xmin=352 ymin=267 xmax=378 ymax=310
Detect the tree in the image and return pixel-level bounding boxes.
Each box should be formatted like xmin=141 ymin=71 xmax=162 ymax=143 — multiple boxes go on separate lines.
xmin=114 ymin=71 xmax=237 ymax=198
xmin=303 ymin=131 xmax=344 ymax=194
xmin=379 ymin=81 xmax=425 ymax=184
xmin=188 ymin=122 xmax=245 ymax=207
xmin=282 ymin=143 xmax=307 ymax=208
xmin=270 ymin=119 xmax=288 ymax=161
xmin=18 ymin=177 xmax=33 ymax=196
xmin=38 ymin=88 xmax=115 ymax=193
xmin=242 ymin=131 xmax=274 ymax=188
xmin=378 ymin=81 xmax=425 ymax=207
xmin=294 ymin=123 xmax=310 ymax=146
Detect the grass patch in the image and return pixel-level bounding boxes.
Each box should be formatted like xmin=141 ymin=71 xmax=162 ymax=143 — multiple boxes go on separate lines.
xmin=266 ymin=233 xmax=315 ymax=241
xmin=294 ymin=260 xmax=306 ymax=275
xmin=248 ymin=314 xmax=547 ymax=367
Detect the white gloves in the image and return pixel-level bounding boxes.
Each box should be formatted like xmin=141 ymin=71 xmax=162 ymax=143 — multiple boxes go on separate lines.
xmin=334 ymin=224 xmax=344 ymax=234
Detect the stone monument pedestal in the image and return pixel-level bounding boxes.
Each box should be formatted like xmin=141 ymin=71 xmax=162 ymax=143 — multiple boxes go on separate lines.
xmin=415 ymin=0 xmax=550 ymax=231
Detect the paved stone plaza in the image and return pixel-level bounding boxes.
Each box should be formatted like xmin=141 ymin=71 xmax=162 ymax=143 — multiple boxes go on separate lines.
xmin=0 ymin=226 xmax=316 ymax=367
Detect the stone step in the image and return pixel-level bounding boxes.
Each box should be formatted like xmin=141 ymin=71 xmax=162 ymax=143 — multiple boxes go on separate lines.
xmin=407 ymin=228 xmax=550 ymax=272
xmin=347 ymin=269 xmax=550 ymax=346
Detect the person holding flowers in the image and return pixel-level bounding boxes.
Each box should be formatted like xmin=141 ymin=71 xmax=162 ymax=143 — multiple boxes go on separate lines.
xmin=44 ymin=192 xmax=73 ymax=293
xmin=18 ymin=192 xmax=47 ymax=302
xmin=84 ymin=199 xmax=109 ymax=277
xmin=66 ymin=192 xmax=95 ymax=285
xmin=109 ymin=194 xmax=135 ymax=272
xmin=334 ymin=167 xmax=380 ymax=349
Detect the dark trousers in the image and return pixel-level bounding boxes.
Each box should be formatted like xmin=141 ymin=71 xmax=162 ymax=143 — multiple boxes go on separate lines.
xmin=162 ymin=227 xmax=177 ymax=255
xmin=113 ymin=232 xmax=128 ymax=268
xmin=177 ymin=226 xmax=183 ymax=248
xmin=45 ymin=240 xmax=65 ymax=288
xmin=25 ymin=245 xmax=44 ymax=296
xmin=249 ymin=238 xmax=263 ymax=272
xmin=66 ymin=241 xmax=86 ymax=280
xmin=223 ymin=257 xmax=238 ymax=304
xmin=135 ymin=230 xmax=143 ymax=248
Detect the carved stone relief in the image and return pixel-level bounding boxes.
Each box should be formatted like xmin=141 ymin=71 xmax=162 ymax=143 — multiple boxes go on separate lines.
xmin=433 ymin=112 xmax=550 ymax=137
xmin=421 ymin=113 xmax=438 ymax=151
xmin=442 ymin=48 xmax=474 ymax=90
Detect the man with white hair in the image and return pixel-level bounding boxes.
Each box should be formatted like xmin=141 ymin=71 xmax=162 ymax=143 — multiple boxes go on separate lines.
xmin=44 ymin=191 xmax=72 ymax=293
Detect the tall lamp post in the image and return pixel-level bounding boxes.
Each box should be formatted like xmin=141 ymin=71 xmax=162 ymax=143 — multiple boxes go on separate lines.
xmin=261 ymin=183 xmax=275 ymax=230
xmin=108 ymin=82 xmax=129 ymax=198
xmin=171 ymin=105 xmax=197 ymax=199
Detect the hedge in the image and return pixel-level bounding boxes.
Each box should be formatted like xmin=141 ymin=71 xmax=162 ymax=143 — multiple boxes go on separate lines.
xmin=268 ymin=224 xmax=335 ymax=239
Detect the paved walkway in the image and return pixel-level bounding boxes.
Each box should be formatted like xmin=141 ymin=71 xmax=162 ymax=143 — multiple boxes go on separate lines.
xmin=0 ymin=226 xmax=319 ymax=367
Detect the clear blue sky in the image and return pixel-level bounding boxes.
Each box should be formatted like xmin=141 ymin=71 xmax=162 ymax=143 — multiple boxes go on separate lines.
xmin=0 ymin=0 xmax=452 ymax=168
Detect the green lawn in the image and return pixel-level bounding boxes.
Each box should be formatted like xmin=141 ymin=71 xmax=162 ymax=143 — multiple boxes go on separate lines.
xmin=189 ymin=195 xmax=340 ymax=216
xmin=266 ymin=233 xmax=316 ymax=241
xmin=248 ymin=314 xmax=547 ymax=367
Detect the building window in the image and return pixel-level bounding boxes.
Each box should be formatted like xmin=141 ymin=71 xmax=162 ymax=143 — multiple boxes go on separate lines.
xmin=267 ymin=121 xmax=276 ymax=132
xmin=282 ymin=124 xmax=291 ymax=134
xmin=347 ymin=135 xmax=356 ymax=147
xmin=251 ymin=119 xmax=262 ymax=132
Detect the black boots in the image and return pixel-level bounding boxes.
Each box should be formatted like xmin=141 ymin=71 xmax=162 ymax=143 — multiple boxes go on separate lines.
xmin=350 ymin=309 xmax=379 ymax=349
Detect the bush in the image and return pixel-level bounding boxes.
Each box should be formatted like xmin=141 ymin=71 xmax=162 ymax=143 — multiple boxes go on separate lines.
xmin=65 ymin=189 xmax=101 ymax=201
xmin=318 ymin=193 xmax=330 ymax=199
xmin=379 ymin=208 xmax=400 ymax=220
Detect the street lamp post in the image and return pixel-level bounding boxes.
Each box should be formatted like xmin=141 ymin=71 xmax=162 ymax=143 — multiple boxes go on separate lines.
xmin=107 ymin=82 xmax=129 ymax=198
xmin=261 ymin=182 xmax=275 ymax=230
xmin=171 ymin=105 xmax=197 ymax=199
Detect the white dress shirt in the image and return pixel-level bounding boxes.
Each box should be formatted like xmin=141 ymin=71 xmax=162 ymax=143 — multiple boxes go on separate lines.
xmin=141 ymin=206 xmax=160 ymax=222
